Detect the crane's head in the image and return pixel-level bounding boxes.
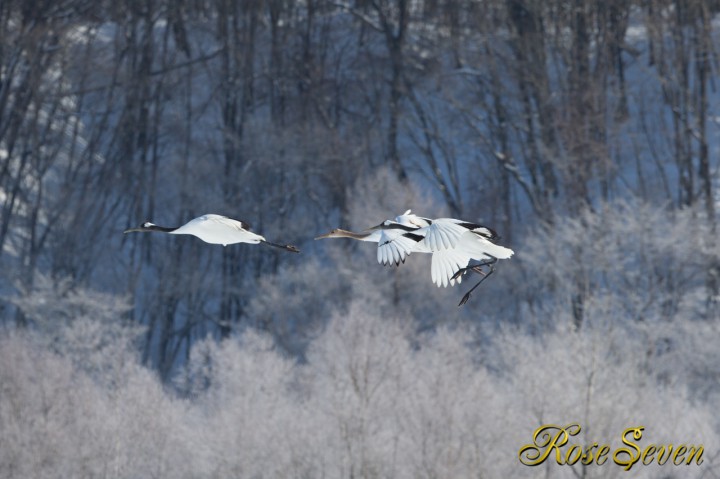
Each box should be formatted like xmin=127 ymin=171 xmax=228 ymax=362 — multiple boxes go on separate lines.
xmin=363 ymin=210 xmax=427 ymax=232
xmin=394 ymin=210 xmax=430 ymax=228
xmin=364 ymin=219 xmax=395 ymax=231
xmin=315 ymin=228 xmax=346 ymax=240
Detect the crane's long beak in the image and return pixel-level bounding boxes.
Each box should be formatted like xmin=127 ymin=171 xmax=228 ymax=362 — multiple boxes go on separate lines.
xmin=123 ymin=227 xmax=145 ymax=234
xmin=314 ymin=231 xmax=334 ymax=240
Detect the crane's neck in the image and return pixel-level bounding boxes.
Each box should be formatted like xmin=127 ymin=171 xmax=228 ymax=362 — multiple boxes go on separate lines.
xmin=130 ymin=222 xmax=177 ymax=233
xmin=333 ymin=229 xmax=378 ymax=242
xmin=151 ymin=224 xmax=178 ymax=233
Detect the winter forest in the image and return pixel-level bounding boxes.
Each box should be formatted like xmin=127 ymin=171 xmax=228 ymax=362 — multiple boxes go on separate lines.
xmin=1 ymin=0 xmax=720 ymax=477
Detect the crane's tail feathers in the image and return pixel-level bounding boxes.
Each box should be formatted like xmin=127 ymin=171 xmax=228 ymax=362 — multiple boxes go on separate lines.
xmin=261 ymin=240 xmax=300 ymax=253
xmin=480 ymin=242 xmax=514 ymax=259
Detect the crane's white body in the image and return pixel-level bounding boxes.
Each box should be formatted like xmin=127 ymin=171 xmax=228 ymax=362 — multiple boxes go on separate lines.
xmin=168 ymin=214 xmax=264 ymax=246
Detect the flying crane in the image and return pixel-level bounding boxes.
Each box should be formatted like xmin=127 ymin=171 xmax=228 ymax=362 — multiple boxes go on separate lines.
xmin=124 ymin=214 xmax=300 ymax=252
xmin=316 ymin=210 xmax=514 ymax=305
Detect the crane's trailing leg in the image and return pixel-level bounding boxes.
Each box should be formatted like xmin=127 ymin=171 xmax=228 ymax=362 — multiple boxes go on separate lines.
xmin=457 ymin=265 xmax=495 ymax=306
xmin=450 ymin=258 xmax=498 ymax=306
xmin=261 ymin=240 xmax=300 ymax=253
xmin=450 ymin=257 xmax=497 ymax=282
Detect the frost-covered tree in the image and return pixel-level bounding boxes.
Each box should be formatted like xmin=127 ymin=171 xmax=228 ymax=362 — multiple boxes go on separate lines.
xmin=6 ymin=293 xmax=719 ymax=478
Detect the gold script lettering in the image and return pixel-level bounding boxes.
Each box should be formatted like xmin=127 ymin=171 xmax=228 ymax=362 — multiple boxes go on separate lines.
xmin=595 ymin=444 xmax=610 ymax=465
xmin=686 ymin=446 xmax=704 ymax=465
xmin=613 ymin=426 xmax=644 ymax=471
xmin=518 ymin=424 xmax=581 ymax=466
xmin=519 ymin=424 xmax=703 ymax=470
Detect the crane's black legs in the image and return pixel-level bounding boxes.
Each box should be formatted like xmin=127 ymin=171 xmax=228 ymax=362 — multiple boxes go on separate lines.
xmin=451 ymin=258 xmax=497 ymax=306
xmin=457 ymin=266 xmax=494 ymax=306
xmin=450 ymin=258 xmax=497 ymax=282
xmin=261 ymin=240 xmax=301 ymax=253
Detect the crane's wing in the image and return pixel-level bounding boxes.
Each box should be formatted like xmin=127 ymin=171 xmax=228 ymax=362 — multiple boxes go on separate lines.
xmin=200 ymin=214 xmax=252 ymax=231
xmin=429 ymin=231 xmax=511 ymax=287
xmin=422 ymin=219 xmax=509 ymax=252
xmin=376 ymin=230 xmax=423 ymax=266
xmin=420 ymin=219 xmax=470 ymax=251
xmin=431 ymin=247 xmax=467 ymax=287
